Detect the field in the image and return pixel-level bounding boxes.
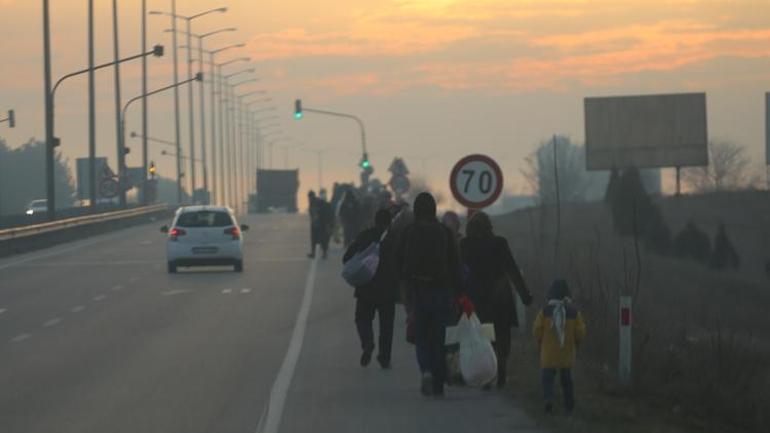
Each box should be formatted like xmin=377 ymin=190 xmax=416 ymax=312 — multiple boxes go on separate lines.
xmin=493 ymin=190 xmax=770 ymax=433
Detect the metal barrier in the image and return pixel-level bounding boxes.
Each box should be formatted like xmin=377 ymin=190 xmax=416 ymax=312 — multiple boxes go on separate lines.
xmin=0 ymin=204 xmax=170 ymax=241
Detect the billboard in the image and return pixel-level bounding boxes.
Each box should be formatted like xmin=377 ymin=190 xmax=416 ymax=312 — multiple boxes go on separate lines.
xmin=75 ymin=157 xmax=109 ymax=200
xmin=584 ymin=93 xmax=708 ymax=170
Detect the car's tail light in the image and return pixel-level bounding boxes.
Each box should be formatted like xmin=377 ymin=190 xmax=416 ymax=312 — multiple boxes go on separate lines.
xmin=224 ymin=226 xmax=241 ymax=240
xmin=169 ymin=227 xmax=186 ymax=241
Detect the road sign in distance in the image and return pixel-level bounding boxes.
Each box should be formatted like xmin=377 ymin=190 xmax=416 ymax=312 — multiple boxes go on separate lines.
xmin=449 ymin=154 xmax=503 ymax=209
xmin=99 ymin=178 xmax=119 ymax=198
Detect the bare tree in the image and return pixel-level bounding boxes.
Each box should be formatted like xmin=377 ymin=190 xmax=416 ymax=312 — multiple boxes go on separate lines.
xmin=521 ymin=135 xmax=591 ymax=205
xmin=683 ymin=141 xmax=760 ymax=192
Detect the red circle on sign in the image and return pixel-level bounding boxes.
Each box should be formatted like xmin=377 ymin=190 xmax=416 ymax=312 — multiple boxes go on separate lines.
xmin=449 ymin=154 xmax=504 ymax=209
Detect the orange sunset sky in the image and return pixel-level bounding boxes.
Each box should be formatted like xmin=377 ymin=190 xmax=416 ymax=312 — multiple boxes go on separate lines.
xmin=1 ymin=0 xmax=770 ymax=203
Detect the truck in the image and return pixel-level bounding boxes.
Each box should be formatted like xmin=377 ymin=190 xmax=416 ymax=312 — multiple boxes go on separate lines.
xmin=255 ymin=169 xmax=300 ymax=213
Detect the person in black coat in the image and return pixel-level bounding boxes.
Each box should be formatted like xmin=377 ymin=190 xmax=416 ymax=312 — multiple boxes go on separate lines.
xmin=397 ymin=192 xmax=462 ymax=397
xmin=460 ymin=211 xmax=533 ymax=389
xmin=343 ymin=209 xmax=398 ymax=369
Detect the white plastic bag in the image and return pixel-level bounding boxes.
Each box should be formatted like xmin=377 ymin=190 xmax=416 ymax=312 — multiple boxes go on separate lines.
xmin=455 ymin=313 xmax=498 ymax=387
xmin=341 ymin=242 xmax=380 ymax=287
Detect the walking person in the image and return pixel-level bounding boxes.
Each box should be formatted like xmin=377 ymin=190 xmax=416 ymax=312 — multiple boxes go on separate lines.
xmin=533 ymin=279 xmax=586 ymax=415
xmin=460 ymin=211 xmax=533 ymax=389
xmin=307 ymin=191 xmax=331 ymax=259
xmin=398 ymin=192 xmax=462 ymax=397
xmin=343 ymin=209 xmax=397 ymax=369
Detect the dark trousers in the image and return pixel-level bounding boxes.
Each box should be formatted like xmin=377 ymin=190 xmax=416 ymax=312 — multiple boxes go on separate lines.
xmin=310 ymin=226 xmax=329 ymax=255
xmin=414 ymin=300 xmax=450 ymax=393
xmin=355 ymin=299 xmax=395 ymax=362
xmin=492 ymin=320 xmax=511 ymax=385
xmin=542 ymin=368 xmax=575 ymax=411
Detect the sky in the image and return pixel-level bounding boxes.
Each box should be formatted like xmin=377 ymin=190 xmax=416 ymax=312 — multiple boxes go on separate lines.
xmin=1 ymin=0 xmax=770 ymax=205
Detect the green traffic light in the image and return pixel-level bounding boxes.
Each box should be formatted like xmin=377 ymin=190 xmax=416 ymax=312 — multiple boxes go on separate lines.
xmin=361 ymin=160 xmax=370 ymax=169
xmin=294 ymin=112 xmax=303 ymax=120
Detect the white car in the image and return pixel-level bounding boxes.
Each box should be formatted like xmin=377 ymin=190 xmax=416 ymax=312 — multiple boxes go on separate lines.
xmin=26 ymin=199 xmax=48 ymax=216
xmin=162 ymin=206 xmax=249 ymax=273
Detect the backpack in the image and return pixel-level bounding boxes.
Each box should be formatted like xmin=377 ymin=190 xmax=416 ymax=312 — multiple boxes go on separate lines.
xmin=402 ymin=221 xmax=449 ymax=283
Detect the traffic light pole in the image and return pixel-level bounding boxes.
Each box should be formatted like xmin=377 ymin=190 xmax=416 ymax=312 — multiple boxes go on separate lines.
xmin=301 ymin=107 xmax=367 ymax=156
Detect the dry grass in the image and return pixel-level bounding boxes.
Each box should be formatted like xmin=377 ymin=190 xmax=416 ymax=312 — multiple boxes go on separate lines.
xmin=493 ymin=192 xmax=770 ymax=433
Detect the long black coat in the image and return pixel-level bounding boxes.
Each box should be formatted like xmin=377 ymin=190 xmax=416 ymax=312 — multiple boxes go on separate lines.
xmin=343 ymin=227 xmax=398 ymax=304
xmin=460 ymin=235 xmax=532 ymax=326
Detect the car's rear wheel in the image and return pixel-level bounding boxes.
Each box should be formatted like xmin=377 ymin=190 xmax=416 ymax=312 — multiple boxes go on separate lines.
xmin=234 ymin=260 xmax=243 ymax=272
xmin=167 ymin=261 xmax=177 ymax=274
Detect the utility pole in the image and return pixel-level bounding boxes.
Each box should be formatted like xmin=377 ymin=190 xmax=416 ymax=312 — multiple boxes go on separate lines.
xmin=171 ymin=0 xmax=182 ymax=203
xmin=197 ymin=38 xmax=209 ymax=203
xmin=185 ymin=19 xmax=197 ymax=201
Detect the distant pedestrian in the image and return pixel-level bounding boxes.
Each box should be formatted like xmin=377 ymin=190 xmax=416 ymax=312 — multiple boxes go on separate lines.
xmin=398 ymin=192 xmax=462 ymax=397
xmin=441 ymin=211 xmax=462 ymax=242
xmin=339 ymin=189 xmax=363 ymax=247
xmin=532 ymin=279 xmax=586 ymax=415
xmin=343 ymin=209 xmax=397 ymax=369
xmin=460 ymin=211 xmax=533 ymax=389
xmin=307 ymin=191 xmax=332 ymax=259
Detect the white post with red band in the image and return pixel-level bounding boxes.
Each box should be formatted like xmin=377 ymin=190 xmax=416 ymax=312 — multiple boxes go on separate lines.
xmin=619 ymin=295 xmax=632 ymax=385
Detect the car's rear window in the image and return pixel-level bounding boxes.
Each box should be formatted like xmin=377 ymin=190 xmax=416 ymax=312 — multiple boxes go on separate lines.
xmin=175 ymin=211 xmax=233 ymax=228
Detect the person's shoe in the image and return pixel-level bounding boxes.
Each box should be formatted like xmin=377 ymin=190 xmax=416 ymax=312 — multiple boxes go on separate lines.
xmin=432 ymin=382 xmax=445 ymax=398
xmin=545 ymin=403 xmax=554 ymax=414
xmin=307 ymin=253 xmax=315 ymax=259
xmin=377 ymin=356 xmax=391 ymax=370
xmin=496 ymin=376 xmax=507 ymax=389
xmin=482 ymin=383 xmax=493 ymax=391
xmin=420 ymin=373 xmax=433 ymax=396
xmin=322 ymin=251 xmax=328 ymax=259
xmin=360 ymin=349 xmax=373 ymax=367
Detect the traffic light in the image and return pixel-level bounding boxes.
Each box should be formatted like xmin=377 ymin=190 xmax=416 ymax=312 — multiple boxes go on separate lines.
xmin=294 ymin=99 xmax=303 ymax=120
xmin=8 ymin=110 xmax=14 ymax=128
xmin=149 ymin=161 xmax=157 ymax=178
xmin=360 ymin=153 xmax=373 ymax=174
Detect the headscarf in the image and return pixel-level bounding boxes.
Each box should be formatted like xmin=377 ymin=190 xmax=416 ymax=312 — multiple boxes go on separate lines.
xmin=547 ymin=278 xmax=572 ymax=347
xmin=413 ymin=192 xmax=437 ymax=222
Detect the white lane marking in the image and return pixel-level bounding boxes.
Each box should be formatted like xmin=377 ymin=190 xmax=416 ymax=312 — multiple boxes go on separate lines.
xmin=10 ymin=333 xmax=31 ymax=343
xmin=43 ymin=318 xmax=62 ymax=327
xmin=92 ymin=294 xmax=107 ymax=302
xmin=0 ymin=229 xmax=150 ymax=271
xmin=111 ymin=284 xmax=124 ymax=291
xmin=70 ymin=305 xmax=86 ymax=313
xmin=162 ymin=289 xmax=191 ymax=296
xmin=256 ymin=258 xmax=317 ymax=433
xmin=240 ymin=288 xmax=252 ymax=294
xmin=222 ymin=289 xmax=233 ymax=294
xmin=0 ymin=308 xmax=6 ymax=315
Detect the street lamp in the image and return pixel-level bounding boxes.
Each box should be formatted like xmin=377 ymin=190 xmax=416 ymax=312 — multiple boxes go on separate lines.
xmin=120 ymin=73 xmax=203 ymax=205
xmin=0 ymin=110 xmax=14 ymax=128
xmin=131 ymin=131 xmax=175 ymax=147
xmin=171 ymin=28 xmax=237 ymax=204
xmin=149 ymin=6 xmax=227 ymax=202
xmin=42 ymin=44 xmax=163 ymax=216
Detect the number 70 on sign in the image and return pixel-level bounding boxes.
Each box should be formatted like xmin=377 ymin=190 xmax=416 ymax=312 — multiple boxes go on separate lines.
xmin=450 ymin=154 xmax=504 ymax=210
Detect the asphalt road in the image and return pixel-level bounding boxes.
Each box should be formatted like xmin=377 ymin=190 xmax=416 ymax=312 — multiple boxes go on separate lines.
xmin=0 ymin=213 xmax=544 ymax=433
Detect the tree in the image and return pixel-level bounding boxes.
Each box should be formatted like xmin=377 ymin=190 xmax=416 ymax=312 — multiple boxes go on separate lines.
xmin=521 ymin=135 xmax=593 ymax=205
xmin=0 ymin=137 xmax=75 ymax=215
xmin=683 ymin=141 xmax=760 ymax=192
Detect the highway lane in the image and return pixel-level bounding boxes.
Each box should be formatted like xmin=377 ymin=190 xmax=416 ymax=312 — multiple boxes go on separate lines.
xmin=0 ymin=213 xmax=543 ymax=433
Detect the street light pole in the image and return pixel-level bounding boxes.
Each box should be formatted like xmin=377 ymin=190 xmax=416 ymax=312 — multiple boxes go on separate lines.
xmin=185 ymin=19 xmax=196 ymax=201
xmin=88 ymin=0 xmax=96 ymax=210
xmin=171 ymin=0 xmax=182 ymax=203
xmin=112 ymin=0 xmax=127 ymax=207
xmin=43 ymin=0 xmax=55 ymax=219
xmin=141 ymin=0 xmax=149 ymax=205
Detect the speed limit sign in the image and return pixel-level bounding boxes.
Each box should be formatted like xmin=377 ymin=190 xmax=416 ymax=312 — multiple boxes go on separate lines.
xmin=449 ymin=154 xmax=504 ymax=209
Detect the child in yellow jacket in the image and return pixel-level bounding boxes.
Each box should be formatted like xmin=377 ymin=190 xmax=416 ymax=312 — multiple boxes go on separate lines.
xmin=533 ymin=279 xmax=586 ymax=414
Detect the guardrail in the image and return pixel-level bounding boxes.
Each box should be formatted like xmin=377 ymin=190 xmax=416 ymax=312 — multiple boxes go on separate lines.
xmin=0 ymin=204 xmax=170 ymax=242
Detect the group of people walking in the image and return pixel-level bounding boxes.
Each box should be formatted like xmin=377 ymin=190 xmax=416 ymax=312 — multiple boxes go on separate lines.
xmin=335 ymin=191 xmax=586 ymax=414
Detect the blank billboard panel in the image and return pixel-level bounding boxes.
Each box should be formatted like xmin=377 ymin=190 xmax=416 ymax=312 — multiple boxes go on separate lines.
xmin=584 ymin=93 xmax=708 ymax=170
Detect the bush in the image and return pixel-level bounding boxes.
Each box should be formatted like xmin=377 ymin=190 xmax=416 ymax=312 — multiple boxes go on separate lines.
xmin=673 ymin=220 xmax=712 ymax=264
xmin=710 ymin=223 xmax=740 ymax=270
xmin=643 ymin=207 xmax=672 ymax=255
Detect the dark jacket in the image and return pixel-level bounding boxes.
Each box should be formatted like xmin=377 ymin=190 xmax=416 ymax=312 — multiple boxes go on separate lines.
xmin=460 ymin=235 xmax=532 ymax=326
xmin=343 ymin=226 xmax=398 ymax=303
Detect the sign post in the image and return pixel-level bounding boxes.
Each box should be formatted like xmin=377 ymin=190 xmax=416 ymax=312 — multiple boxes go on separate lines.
xmin=619 ymin=295 xmax=632 ymax=386
xmin=449 ymin=154 xmax=504 ymax=218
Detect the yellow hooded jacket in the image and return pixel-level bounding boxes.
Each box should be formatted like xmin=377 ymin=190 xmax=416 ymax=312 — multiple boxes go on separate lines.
xmin=533 ymin=303 xmax=586 ymax=369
